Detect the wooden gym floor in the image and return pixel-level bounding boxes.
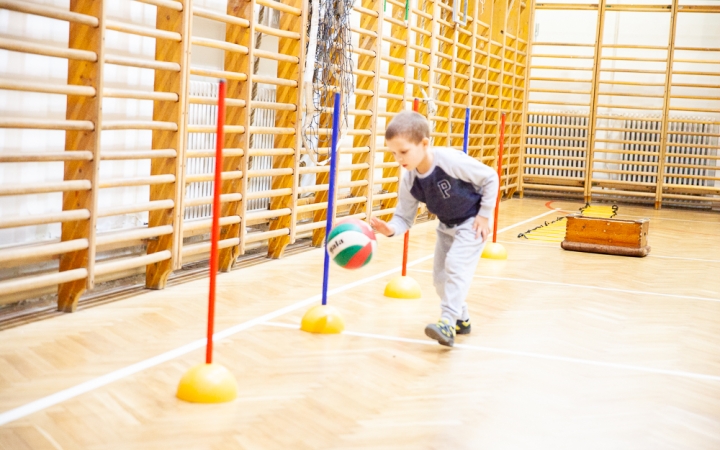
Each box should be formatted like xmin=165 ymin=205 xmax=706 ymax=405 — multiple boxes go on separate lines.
xmin=0 ymin=198 xmax=719 ymax=449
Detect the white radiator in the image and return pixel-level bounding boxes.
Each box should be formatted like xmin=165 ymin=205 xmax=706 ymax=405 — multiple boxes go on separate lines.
xmin=619 ymin=117 xmax=719 ymax=187
xmin=184 ymin=81 xmax=275 ymax=221
xmin=524 ymin=113 xmax=588 ymax=179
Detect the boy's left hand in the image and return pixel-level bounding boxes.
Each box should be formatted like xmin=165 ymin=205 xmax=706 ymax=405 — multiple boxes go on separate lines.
xmin=473 ymin=215 xmax=490 ymax=241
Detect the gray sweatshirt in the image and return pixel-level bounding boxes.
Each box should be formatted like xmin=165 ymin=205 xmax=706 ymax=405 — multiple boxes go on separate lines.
xmin=388 ymin=147 xmax=499 ymax=236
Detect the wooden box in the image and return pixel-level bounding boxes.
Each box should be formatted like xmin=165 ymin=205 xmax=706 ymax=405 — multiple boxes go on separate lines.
xmin=561 ymin=214 xmax=650 ymax=257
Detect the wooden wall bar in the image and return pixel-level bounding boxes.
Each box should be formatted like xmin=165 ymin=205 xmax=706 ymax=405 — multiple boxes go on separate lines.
xmin=523 ymin=0 xmax=720 ymax=207
xmin=0 ymin=0 xmax=525 ymax=310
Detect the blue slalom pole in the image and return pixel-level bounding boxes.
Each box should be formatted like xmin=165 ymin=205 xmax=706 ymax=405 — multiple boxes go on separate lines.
xmin=462 ymin=107 xmax=470 ymax=154
xmin=321 ymin=92 xmax=341 ymax=306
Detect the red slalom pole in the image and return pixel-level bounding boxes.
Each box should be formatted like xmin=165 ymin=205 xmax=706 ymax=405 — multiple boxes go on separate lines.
xmin=492 ymin=113 xmax=505 ymax=244
xmin=206 ymin=79 xmax=226 ymax=364
xmin=399 ymin=98 xmax=420 ymax=277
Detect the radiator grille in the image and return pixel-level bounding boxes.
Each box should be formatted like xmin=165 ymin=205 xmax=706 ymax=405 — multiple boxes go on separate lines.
xmin=524 ymin=113 xmax=588 ymax=179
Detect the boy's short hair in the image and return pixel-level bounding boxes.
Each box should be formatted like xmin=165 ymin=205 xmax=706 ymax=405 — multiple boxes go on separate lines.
xmin=385 ymin=111 xmax=430 ymax=144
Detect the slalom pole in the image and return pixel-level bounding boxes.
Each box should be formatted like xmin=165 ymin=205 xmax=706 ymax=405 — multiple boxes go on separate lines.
xmin=462 ymin=107 xmax=470 ymax=154
xmin=492 ymin=112 xmax=506 ymax=244
xmin=205 ymin=79 xmax=226 ymax=364
xmin=321 ymin=92 xmax=341 ymax=306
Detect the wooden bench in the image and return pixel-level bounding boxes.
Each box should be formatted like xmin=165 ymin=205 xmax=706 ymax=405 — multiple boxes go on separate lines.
xmin=561 ymin=214 xmax=651 ymax=257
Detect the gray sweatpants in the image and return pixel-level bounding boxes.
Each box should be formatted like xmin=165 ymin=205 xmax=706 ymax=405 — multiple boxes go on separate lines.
xmin=433 ymin=217 xmax=487 ymax=324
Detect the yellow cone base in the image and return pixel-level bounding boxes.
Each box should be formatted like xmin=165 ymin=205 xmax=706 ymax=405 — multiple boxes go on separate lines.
xmin=482 ymin=242 xmax=508 ymax=260
xmin=384 ymin=275 xmax=422 ymax=299
xmin=176 ymin=363 xmax=238 ymax=403
xmin=300 ymin=305 xmax=345 ymax=334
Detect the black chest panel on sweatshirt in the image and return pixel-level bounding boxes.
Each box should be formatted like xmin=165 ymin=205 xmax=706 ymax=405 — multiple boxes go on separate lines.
xmin=409 ymin=166 xmax=482 ymax=226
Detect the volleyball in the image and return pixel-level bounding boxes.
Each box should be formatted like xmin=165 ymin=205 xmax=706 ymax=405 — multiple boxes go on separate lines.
xmin=326 ymin=218 xmax=377 ymax=269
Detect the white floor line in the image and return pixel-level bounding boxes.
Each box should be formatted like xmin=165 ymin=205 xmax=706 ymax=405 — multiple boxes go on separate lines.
xmin=0 ymin=257 xmax=432 ymax=427
xmin=261 ymin=321 xmax=720 ymax=382
xmin=0 ymin=209 xmax=560 ymax=426
xmin=498 ymin=240 xmax=720 ymax=263
xmin=410 ymin=269 xmax=720 ymax=303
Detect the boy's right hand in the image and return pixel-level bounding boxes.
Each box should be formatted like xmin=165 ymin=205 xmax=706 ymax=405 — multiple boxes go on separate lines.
xmin=370 ymin=217 xmax=395 ymax=237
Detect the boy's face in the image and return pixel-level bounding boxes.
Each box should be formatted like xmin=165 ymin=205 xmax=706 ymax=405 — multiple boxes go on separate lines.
xmin=387 ymin=136 xmax=430 ymax=172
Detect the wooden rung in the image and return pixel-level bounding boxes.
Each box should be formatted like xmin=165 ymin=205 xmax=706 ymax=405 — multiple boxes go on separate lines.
xmin=255 ymin=49 xmax=299 ymax=64
xmin=106 ymin=19 xmax=181 ymax=41
xmin=183 ymin=216 xmax=241 ymax=233
xmin=0 ymin=78 xmax=95 ymax=97
xmin=0 ymin=0 xmax=98 ymax=26
xmin=0 ymin=151 xmax=93 ymax=163
xmin=296 ymin=202 xmax=330 ymax=214
xmin=105 ymin=55 xmax=180 ymax=72
xmin=249 ymin=126 xmax=295 ymax=135
xmin=384 ymin=15 xmax=407 ymax=28
xmin=294 ymin=221 xmax=325 ymax=234
xmin=102 ymin=121 xmax=177 ymax=131
xmin=297 ymin=180 xmax=368 ymax=194
xmin=98 ymin=199 xmax=173 ymax=218
xmin=102 ymin=150 xmax=177 ymax=160
xmin=532 ymin=40 xmax=596 ymax=47
xmin=248 ymin=148 xmax=293 ymax=157
xmin=379 ymin=92 xmax=403 ymax=100
xmin=408 ymin=61 xmax=429 ymax=70
xmin=182 ymin=238 xmax=240 ymax=257
xmin=0 ymin=180 xmax=91 ymax=196
xmin=255 ymin=23 xmax=300 ymax=39
xmin=192 ymin=7 xmax=249 ymax=27
xmin=382 ymin=35 xmax=406 ymax=47
xmin=193 ymin=37 xmax=248 ymax=55
xmin=94 ymin=250 xmax=172 ymax=277
xmin=349 ymin=109 xmax=372 ymax=117
xmin=298 ymin=163 xmax=369 ymax=174
xmin=134 ymin=0 xmax=183 ymax=11
xmin=410 ymin=7 xmax=432 ymax=19
xmin=371 ymin=207 xmax=396 ymax=217
xmin=100 ymin=174 xmax=175 ymax=189
xmin=245 ymin=208 xmax=292 ymax=222
xmin=352 ymin=47 xmax=376 ymax=58
xmin=0 ymin=37 xmax=96 ymax=61
xmin=353 ymin=4 xmax=378 ymax=17
xmin=104 ymin=88 xmax=178 ymax=102
xmin=346 ymin=129 xmax=372 ymax=137
xmin=0 ymin=239 xmax=89 ymax=265
xmin=245 ymin=188 xmax=293 ymax=200
xmin=253 ymin=75 xmax=297 ymax=87
xmin=354 ymin=88 xmax=374 ymax=97
xmin=255 ymin=0 xmax=301 ymax=16
xmin=0 ymin=268 xmax=87 ymax=297
xmin=0 ymin=209 xmax=90 ymax=230
xmin=185 ymin=170 xmax=243 ymax=184
xmin=372 ymin=192 xmax=398 ymax=201
xmin=374 ymin=177 xmax=398 ymax=184
xmin=0 ymin=117 xmax=94 ymax=131
xmin=247 ymin=168 xmax=293 ymax=177
xmin=184 ymin=193 xmax=242 ymax=207
xmin=189 ymin=96 xmax=245 ymax=107
xmin=350 ymin=26 xmax=378 ymax=38
xmin=96 ymin=225 xmax=173 ymax=247
xmin=408 ymin=44 xmax=431 ymax=55
xmin=407 ymin=79 xmax=429 ymax=87
xmin=190 ymin=67 xmax=247 ymax=81
xmin=187 ymin=124 xmax=245 ymax=134
xmin=354 ymin=68 xmax=376 ymax=78
xmin=252 ymin=101 xmax=295 ymax=111
xmin=244 ymin=228 xmax=289 ymax=244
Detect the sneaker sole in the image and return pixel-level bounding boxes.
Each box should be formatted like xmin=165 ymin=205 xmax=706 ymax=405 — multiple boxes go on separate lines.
xmin=456 ymin=327 xmax=471 ymax=335
xmin=425 ymin=325 xmax=454 ymax=347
